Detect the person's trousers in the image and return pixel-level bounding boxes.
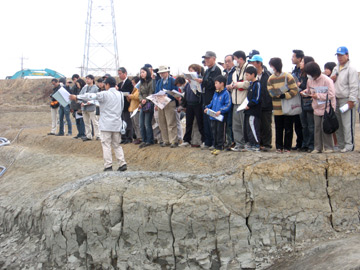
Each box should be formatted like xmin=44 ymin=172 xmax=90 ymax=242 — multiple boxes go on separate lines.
xmin=335 ymin=98 xmax=356 ymax=151
xmin=232 ymin=105 xmax=245 ymax=147
xmin=314 ymin=115 xmax=334 ymax=151
xmin=121 ymin=111 xmax=133 ymax=142
xmin=293 ymin=114 xmax=303 ymax=148
xmin=83 ymin=110 xmax=100 ymax=139
xmin=140 ymin=108 xmax=154 ymax=144
xmin=153 ymin=109 xmax=162 ymax=143
xmin=50 ymin=107 xmax=58 ymax=134
xmin=245 ymin=114 xmax=260 ymax=146
xmin=274 ymin=115 xmax=294 ymax=151
xmin=203 ymin=108 xmax=213 ymax=147
xmin=176 ymin=110 xmax=183 ymax=142
xmin=158 ymin=101 xmax=178 ymax=144
xmin=300 ymin=110 xmax=314 ymax=150
xmin=211 ymin=119 xmax=226 ymax=150
xmin=260 ymin=110 xmax=272 ymax=148
xmin=225 ymin=108 xmax=234 ymax=146
xmin=59 ymin=105 xmax=72 ymax=135
xmin=183 ymin=104 xmax=205 ymax=143
xmin=131 ymin=111 xmax=141 ymax=139
xmin=75 ymin=116 xmax=85 ymax=137
xmin=100 ymin=131 xmax=126 ymax=169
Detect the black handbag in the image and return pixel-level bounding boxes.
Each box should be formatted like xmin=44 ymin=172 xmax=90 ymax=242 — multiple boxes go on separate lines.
xmin=323 ymin=94 xmax=339 ymax=134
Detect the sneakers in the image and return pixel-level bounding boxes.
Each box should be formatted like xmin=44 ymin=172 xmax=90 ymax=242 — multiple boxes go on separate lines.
xmin=139 ymin=142 xmax=146 ymax=148
xmin=66 ymin=133 xmax=72 ymax=136
xmin=82 ymin=137 xmax=92 ymax=142
xmin=323 ymin=149 xmax=334 ymax=153
xmin=160 ymin=142 xmax=170 ymax=147
xmin=211 ymin=149 xmax=221 ymax=155
xmin=133 ymin=139 xmax=142 ymax=145
xmin=231 ymin=145 xmax=243 ymax=152
xmin=55 ymin=133 xmax=64 ymax=136
xmin=276 ymin=149 xmax=283 ymax=154
xmin=251 ymin=146 xmax=260 ymax=152
xmin=103 ymin=166 xmax=112 ymax=172
xmin=117 ymin=164 xmax=127 ymax=172
xmin=340 ymin=148 xmax=351 ymax=153
xmin=96 ymin=137 xmax=101 ymax=141
xmin=179 ymin=142 xmax=190 ymax=147
xmin=311 ymin=150 xmax=321 ymax=154
xmin=284 ymin=149 xmax=291 ymax=153
xmin=47 ymin=132 xmax=55 ymax=135
xmin=170 ymin=143 xmax=178 ymax=148
xmin=201 ymin=143 xmax=209 ymax=150
xmin=208 ymin=146 xmax=215 ymax=151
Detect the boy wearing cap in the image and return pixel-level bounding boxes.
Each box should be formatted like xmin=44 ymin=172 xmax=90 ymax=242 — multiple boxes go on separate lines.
xmin=204 ymin=75 xmax=232 ymax=155
xmin=331 ymin=46 xmax=359 ymax=152
xmin=243 ymin=66 xmax=262 ymax=151
xmin=248 ymin=55 xmax=273 ymax=151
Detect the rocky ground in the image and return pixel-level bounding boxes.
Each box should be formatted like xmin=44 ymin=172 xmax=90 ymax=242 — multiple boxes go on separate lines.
xmin=0 ymin=80 xmax=359 ymax=269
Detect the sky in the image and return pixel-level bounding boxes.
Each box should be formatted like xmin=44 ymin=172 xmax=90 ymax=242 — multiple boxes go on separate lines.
xmin=1 ymin=0 xmax=360 ymax=79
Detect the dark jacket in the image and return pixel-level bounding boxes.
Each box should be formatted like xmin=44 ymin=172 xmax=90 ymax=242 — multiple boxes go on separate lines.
xmin=259 ymin=67 xmax=273 ymax=111
xmin=118 ymin=78 xmax=134 ymax=112
xmin=50 ymin=85 xmax=61 ymax=108
xmin=225 ymin=66 xmax=236 ymax=86
xmin=181 ymin=82 xmax=201 ymax=107
xmin=201 ymin=65 xmax=222 ymax=106
xmin=292 ymin=66 xmax=301 ymax=82
xmin=299 ymin=75 xmax=313 ymax=111
xmin=70 ymin=84 xmax=81 ymax=111
xmin=245 ymin=80 xmax=261 ymax=117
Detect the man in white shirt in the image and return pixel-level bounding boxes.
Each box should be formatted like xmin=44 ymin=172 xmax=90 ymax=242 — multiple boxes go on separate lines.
xmin=70 ymin=77 xmax=127 ymax=172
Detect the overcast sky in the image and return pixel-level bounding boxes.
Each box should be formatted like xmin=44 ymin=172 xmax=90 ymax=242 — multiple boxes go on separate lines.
xmin=1 ymin=0 xmax=359 ymax=79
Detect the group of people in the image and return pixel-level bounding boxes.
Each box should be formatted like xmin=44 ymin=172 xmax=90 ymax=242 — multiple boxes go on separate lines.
xmin=48 ymin=46 xmax=360 ymax=170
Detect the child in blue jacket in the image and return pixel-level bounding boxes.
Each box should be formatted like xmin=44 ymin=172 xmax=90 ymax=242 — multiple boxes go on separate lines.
xmin=204 ymin=75 xmax=232 ymax=154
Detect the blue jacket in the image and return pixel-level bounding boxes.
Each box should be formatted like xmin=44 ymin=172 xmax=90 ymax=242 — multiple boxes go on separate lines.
xmin=206 ymin=88 xmax=232 ymax=120
xmin=245 ymin=80 xmax=261 ymax=117
xmin=155 ymin=76 xmax=178 ymax=102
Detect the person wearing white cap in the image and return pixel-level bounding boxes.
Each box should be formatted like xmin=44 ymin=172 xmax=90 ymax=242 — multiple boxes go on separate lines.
xmin=155 ymin=65 xmax=180 ymax=148
xmin=331 ymin=46 xmax=359 ymax=152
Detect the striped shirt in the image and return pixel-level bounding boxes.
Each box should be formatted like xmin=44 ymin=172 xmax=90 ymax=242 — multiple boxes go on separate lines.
xmin=267 ymin=72 xmax=298 ymax=115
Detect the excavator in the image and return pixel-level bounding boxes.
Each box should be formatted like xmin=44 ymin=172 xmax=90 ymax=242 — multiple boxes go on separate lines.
xmin=6 ymin=68 xmax=65 ymax=79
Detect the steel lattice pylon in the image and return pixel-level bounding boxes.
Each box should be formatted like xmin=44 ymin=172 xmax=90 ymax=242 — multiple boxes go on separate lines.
xmin=82 ymin=0 xmax=119 ymax=76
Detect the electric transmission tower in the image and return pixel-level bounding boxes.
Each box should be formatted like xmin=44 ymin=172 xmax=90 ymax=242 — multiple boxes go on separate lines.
xmin=82 ymin=0 xmax=119 ymax=76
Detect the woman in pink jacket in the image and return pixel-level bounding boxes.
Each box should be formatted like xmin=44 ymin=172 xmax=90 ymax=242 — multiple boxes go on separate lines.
xmin=301 ymin=62 xmax=336 ymax=153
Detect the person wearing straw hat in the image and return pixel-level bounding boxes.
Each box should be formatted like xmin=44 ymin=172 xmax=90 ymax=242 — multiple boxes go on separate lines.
xmin=155 ymin=65 xmax=180 ymax=148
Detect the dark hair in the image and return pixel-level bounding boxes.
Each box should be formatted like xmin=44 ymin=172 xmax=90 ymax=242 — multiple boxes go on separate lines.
xmin=131 ymin=76 xmax=140 ymax=84
xmin=188 ymin=64 xmax=202 ymax=76
xmin=86 ymin=74 xmax=95 ymax=84
xmin=104 ymin=76 xmax=117 ymax=87
xmin=71 ymin=74 xmax=80 ymax=80
xmin=269 ymin=58 xmax=283 ymax=73
xmin=233 ymin=50 xmax=246 ymax=61
xmin=245 ymin=66 xmax=257 ymax=76
xmin=304 ymin=62 xmax=321 ymax=78
xmin=174 ymin=76 xmax=186 ymax=86
xmin=300 ymin=56 xmax=315 ymax=76
xmin=324 ymin=62 xmax=337 ymax=73
xmin=59 ymin=77 xmax=66 ymax=84
xmin=214 ymin=75 xmax=227 ymax=86
xmin=225 ymin=54 xmax=234 ymax=61
xmin=77 ymin=78 xmax=86 ymax=89
xmin=293 ymin=49 xmax=304 ymax=59
xmin=140 ymin=67 xmax=152 ymax=83
xmin=118 ymin=67 xmax=127 ymax=74
xmin=51 ymin=78 xmax=58 ymax=83
xmin=97 ymin=78 xmax=104 ymax=83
